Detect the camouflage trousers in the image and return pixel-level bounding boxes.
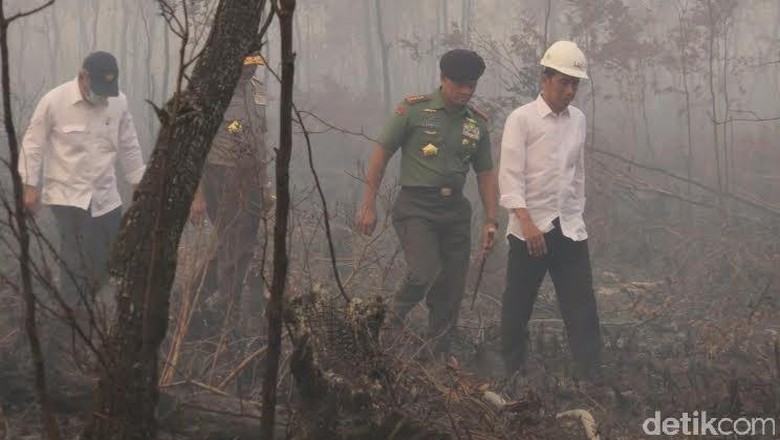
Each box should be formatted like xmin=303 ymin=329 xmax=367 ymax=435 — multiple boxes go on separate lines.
xmin=391 ymin=186 xmax=472 ymax=354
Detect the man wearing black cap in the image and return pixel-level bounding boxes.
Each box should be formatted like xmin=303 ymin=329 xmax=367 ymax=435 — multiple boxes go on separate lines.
xmin=19 ymin=51 xmax=146 ymax=311
xmin=355 ymin=49 xmax=498 ymax=356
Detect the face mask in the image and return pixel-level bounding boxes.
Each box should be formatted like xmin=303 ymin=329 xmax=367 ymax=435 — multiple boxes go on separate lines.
xmin=86 ymin=89 xmax=108 ymax=105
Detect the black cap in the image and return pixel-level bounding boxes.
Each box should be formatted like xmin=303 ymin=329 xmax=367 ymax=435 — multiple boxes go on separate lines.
xmin=82 ymin=51 xmax=119 ymax=97
xmin=439 ymin=49 xmax=485 ymax=82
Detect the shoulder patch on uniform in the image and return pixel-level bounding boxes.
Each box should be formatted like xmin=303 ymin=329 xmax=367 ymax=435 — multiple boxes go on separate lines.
xmin=405 ymin=94 xmax=431 ymax=105
xmin=244 ymin=54 xmax=266 ymax=66
xmin=469 ymin=105 xmax=488 ymax=121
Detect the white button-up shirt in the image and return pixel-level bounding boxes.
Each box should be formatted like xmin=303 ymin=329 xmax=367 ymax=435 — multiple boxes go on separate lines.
xmin=499 ymin=94 xmax=587 ymax=241
xmin=19 ymin=78 xmax=146 ymax=217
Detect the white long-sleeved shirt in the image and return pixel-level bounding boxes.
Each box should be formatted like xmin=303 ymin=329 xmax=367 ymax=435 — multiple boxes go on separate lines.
xmin=19 ymin=78 xmax=146 ymax=217
xmin=498 ymin=94 xmax=587 ymax=241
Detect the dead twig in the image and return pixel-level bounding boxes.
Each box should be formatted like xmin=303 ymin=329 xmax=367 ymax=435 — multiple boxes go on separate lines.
xmin=219 ymin=344 xmax=270 ymax=390
xmin=0 ymin=1 xmax=62 ymax=437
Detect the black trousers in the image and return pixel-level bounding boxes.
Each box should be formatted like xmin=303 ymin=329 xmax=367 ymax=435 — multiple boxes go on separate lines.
xmin=391 ymin=187 xmax=471 ymax=353
xmin=50 ymin=205 xmax=122 ymax=308
xmin=501 ymin=219 xmax=601 ymax=374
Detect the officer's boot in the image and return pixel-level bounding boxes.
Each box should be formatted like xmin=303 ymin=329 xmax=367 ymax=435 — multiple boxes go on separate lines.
xmin=390 ymin=279 xmax=427 ymax=331
xmin=427 ymin=307 xmax=458 ymax=360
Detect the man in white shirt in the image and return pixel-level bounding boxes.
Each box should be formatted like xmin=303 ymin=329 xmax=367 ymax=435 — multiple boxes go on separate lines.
xmin=498 ymin=41 xmax=601 ymax=379
xmin=19 ymin=51 xmax=146 ymax=309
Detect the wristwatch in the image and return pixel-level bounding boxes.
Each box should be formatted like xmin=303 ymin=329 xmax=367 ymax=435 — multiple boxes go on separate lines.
xmin=486 ymin=217 xmax=499 ymax=228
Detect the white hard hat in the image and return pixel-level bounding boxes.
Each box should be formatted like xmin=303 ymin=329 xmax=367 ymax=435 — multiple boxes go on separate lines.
xmin=540 ymin=40 xmax=588 ymax=79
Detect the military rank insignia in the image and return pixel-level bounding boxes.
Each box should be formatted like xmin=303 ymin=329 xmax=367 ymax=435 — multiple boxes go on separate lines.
xmin=395 ymin=104 xmax=406 ymax=116
xmin=244 ymin=54 xmax=266 ymax=66
xmin=462 ymin=118 xmax=480 ymax=140
xmin=405 ymin=94 xmax=431 ymax=105
xmin=422 ymin=143 xmax=439 ymax=157
xmin=227 ymin=120 xmax=244 ymax=133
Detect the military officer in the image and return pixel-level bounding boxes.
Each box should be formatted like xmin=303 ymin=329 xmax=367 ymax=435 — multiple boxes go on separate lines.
xmin=188 ymin=52 xmax=270 ymax=328
xmin=356 ymin=49 xmax=499 ymax=355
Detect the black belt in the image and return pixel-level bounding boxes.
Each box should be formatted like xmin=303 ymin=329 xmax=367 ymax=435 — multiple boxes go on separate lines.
xmin=401 ymin=186 xmax=462 ymax=198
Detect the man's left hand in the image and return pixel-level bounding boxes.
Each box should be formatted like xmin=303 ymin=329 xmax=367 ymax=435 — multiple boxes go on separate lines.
xmin=481 ymin=222 xmax=497 ymax=252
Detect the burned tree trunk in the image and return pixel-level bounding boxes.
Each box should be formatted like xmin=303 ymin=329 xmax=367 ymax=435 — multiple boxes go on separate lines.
xmin=261 ymin=0 xmax=295 ymax=438
xmin=82 ymin=1 xmax=267 ymax=438
xmin=374 ymin=0 xmax=391 ymax=113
